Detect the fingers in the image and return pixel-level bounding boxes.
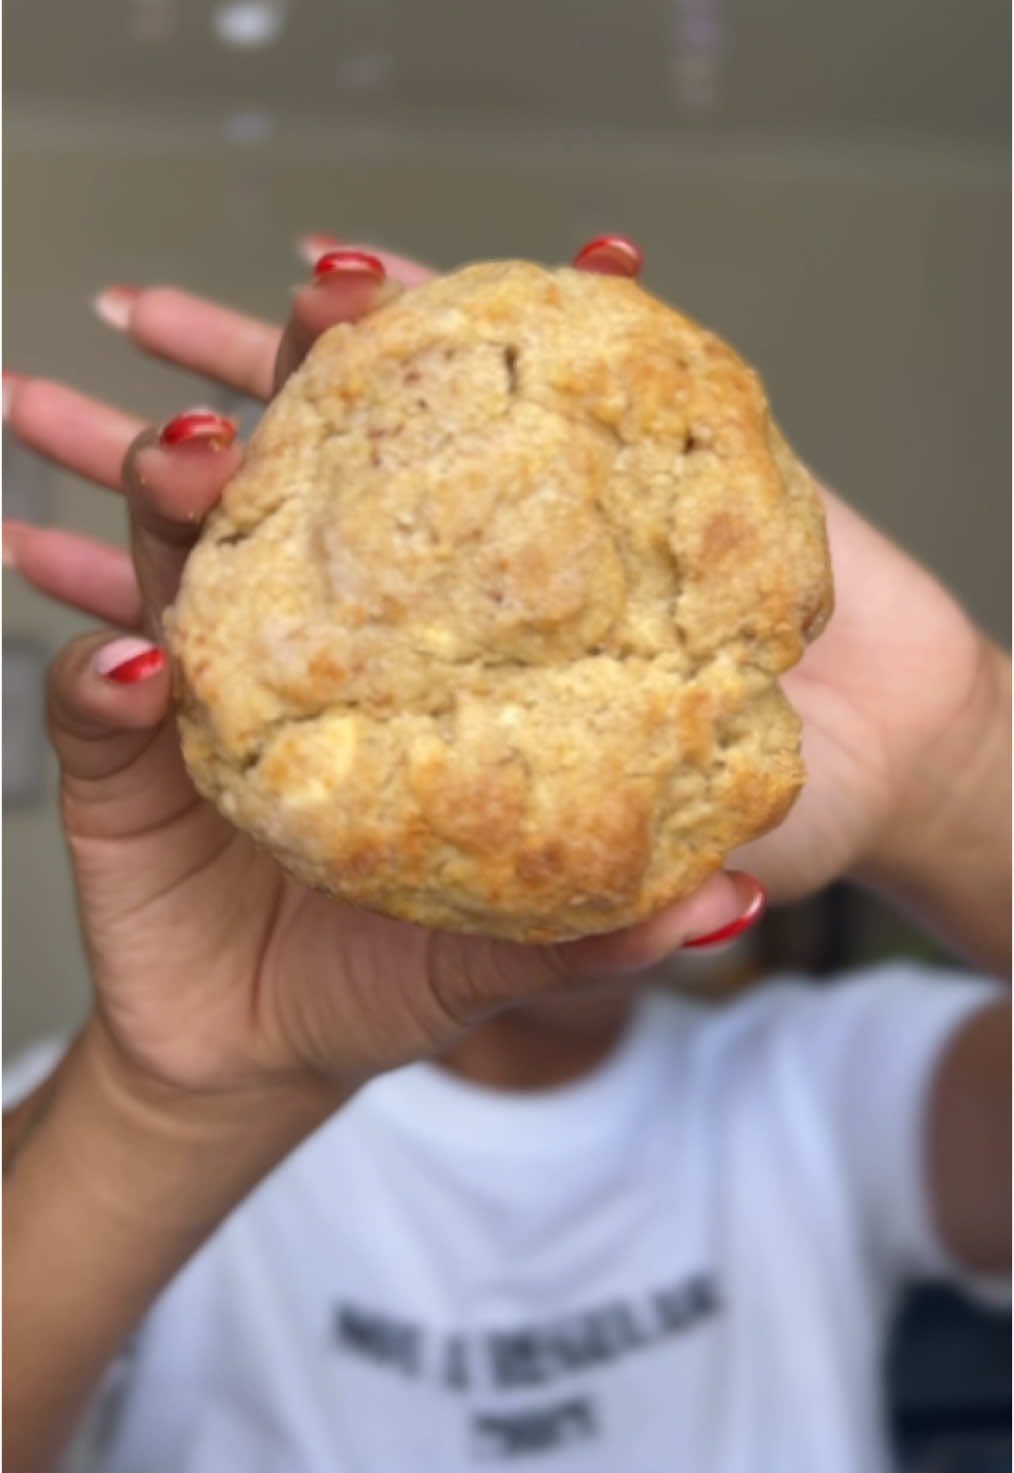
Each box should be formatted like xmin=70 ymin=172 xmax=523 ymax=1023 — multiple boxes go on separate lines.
xmin=3 ymin=377 xmax=242 ymax=626
xmin=296 ymin=234 xmax=436 ymax=287
xmin=4 ymin=377 xmax=145 ymax=492
xmin=274 ymin=247 xmax=431 ymax=392
xmin=297 ymin=233 xmax=645 ymax=284
xmin=13 ymin=234 xmax=633 ymax=634
xmin=48 ymin=631 xmax=214 ymax=847
xmin=431 ymin=872 xmax=766 ymax=1023
xmin=120 ymin=412 xmax=243 ymax=620
xmin=123 ymin=413 xmax=242 ymax=534
xmin=5 ymin=238 xmax=434 ymax=630
xmin=95 ymin=285 xmax=283 ymax=401
xmin=48 ymin=631 xmax=170 ymax=783
xmin=275 ymin=231 xmax=642 ymax=390
xmin=571 ymin=234 xmax=644 ymax=278
xmin=558 ymin=871 xmax=766 ymax=973
xmin=92 ymin=239 xmax=437 ymax=403
xmin=84 ymin=235 xmax=631 ymax=414
xmin=3 ymin=522 xmax=143 ymax=628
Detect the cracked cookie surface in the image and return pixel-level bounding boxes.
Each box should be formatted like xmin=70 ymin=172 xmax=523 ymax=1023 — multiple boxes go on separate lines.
xmin=166 ymin=261 xmax=833 ymax=941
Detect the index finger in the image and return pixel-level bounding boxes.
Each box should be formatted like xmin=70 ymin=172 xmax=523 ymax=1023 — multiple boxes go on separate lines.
xmin=102 ymin=287 xmax=283 ymax=400
xmin=99 ymin=243 xmax=436 ymax=403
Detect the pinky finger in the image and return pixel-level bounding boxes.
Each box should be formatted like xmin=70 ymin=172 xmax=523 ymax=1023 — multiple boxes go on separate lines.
xmin=3 ymin=522 xmax=143 ymax=629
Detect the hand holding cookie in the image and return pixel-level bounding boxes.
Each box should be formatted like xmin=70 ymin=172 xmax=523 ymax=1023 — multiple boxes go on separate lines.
xmin=3 ymin=237 xmax=994 ymax=1099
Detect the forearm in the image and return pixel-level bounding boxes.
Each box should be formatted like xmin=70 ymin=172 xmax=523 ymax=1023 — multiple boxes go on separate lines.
xmin=858 ymin=640 xmax=1011 ymax=977
xmin=3 ymin=1017 xmax=345 ymax=1473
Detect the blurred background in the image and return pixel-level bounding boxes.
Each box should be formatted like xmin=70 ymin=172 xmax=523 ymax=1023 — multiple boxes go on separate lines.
xmin=3 ymin=1 xmax=1010 ymax=1466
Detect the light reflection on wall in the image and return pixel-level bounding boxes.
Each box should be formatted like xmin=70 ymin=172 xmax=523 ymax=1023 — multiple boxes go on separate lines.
xmin=211 ymin=0 xmax=289 ymax=51
xmin=671 ymin=0 xmax=725 ymax=115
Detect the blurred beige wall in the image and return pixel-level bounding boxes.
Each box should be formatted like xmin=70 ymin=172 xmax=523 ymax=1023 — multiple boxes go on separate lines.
xmin=3 ymin=103 xmax=1009 ymax=1057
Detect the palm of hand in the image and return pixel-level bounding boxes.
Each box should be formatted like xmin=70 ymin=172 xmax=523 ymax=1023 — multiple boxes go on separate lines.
xmin=64 ymin=762 xmax=471 ymax=1092
xmin=734 ymin=489 xmax=981 ymax=900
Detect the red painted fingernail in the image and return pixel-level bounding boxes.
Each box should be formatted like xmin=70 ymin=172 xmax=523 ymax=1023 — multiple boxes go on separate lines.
xmin=2 ymin=370 xmax=25 ymax=420
xmin=93 ymin=284 xmax=142 ymax=332
xmin=297 ymin=232 xmax=344 ymax=266
xmin=682 ymin=875 xmax=767 ymax=950
xmin=159 ymin=409 xmax=238 ymax=451
xmin=93 ymin=638 xmax=167 ymax=684
xmin=312 ymin=249 xmax=386 ymax=284
xmin=572 ymin=235 xmax=644 ymax=278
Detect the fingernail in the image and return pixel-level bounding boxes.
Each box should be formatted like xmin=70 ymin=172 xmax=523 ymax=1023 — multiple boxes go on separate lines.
xmin=572 ymin=235 xmax=644 ymax=278
xmin=3 ymin=370 xmax=25 ymax=421
xmin=93 ymin=284 xmax=142 ymax=332
xmin=312 ymin=249 xmax=386 ymax=285
xmin=92 ymin=638 xmax=167 ymax=684
xmin=682 ymin=874 xmax=767 ymax=950
xmin=297 ymin=231 xmax=344 ymax=267
xmin=159 ymin=408 xmax=238 ymax=451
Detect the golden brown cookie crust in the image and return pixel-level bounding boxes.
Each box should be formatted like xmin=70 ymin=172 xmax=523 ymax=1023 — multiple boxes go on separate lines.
xmin=167 ymin=262 xmax=832 ymax=941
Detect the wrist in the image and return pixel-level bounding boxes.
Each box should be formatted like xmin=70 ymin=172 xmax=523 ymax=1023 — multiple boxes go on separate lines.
xmin=66 ymin=1014 xmax=349 ymax=1221
xmin=10 ymin=1013 xmax=350 ymax=1255
xmin=865 ymin=636 xmax=1008 ymax=873
xmin=855 ymin=637 xmax=1011 ymax=972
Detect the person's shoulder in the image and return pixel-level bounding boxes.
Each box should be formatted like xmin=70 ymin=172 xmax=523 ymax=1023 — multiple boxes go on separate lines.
xmin=651 ymin=960 xmax=999 ymax=1077
xmin=763 ymin=959 xmax=999 ymax=1041
xmin=717 ymin=959 xmax=994 ymax=1027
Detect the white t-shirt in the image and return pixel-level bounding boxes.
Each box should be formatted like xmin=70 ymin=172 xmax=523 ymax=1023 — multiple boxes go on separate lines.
xmin=7 ymin=965 xmax=1004 ymax=1473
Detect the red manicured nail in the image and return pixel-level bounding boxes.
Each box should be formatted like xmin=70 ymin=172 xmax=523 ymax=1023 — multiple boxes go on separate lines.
xmin=105 ymin=648 xmax=166 ymax=684
xmin=93 ymin=639 xmax=167 ymax=684
xmin=159 ymin=409 xmax=238 ymax=451
xmin=297 ymin=231 xmax=344 ymax=266
xmin=312 ymin=249 xmax=386 ymax=284
xmin=93 ymin=284 xmax=142 ymax=332
xmin=572 ymin=235 xmax=644 ymax=278
xmin=682 ymin=875 xmax=767 ymax=950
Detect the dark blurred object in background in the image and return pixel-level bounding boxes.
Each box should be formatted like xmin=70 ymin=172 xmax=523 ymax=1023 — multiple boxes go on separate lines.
xmin=890 ymin=1286 xmax=1011 ymax=1473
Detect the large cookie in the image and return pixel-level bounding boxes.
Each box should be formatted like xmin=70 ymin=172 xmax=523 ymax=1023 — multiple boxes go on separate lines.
xmin=167 ymin=261 xmax=832 ymax=941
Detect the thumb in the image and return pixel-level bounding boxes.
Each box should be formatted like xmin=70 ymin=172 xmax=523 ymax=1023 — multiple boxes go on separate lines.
xmin=555 ymin=870 xmax=767 ymax=972
xmin=430 ymin=870 xmax=767 ymax=1023
xmin=273 ymin=248 xmax=421 ymax=393
xmin=48 ymin=633 xmax=196 ymax=839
